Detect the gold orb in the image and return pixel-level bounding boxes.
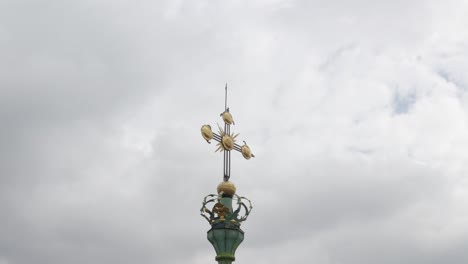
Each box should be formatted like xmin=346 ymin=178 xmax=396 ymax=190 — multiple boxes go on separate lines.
xmin=217 ymin=181 xmax=236 ymax=196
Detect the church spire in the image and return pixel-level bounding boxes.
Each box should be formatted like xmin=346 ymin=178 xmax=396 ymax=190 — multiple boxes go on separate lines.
xmin=199 ymin=85 xmax=254 ymax=264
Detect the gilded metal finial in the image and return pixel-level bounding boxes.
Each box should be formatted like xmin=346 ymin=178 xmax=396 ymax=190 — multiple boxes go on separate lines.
xmin=200 ymin=84 xmax=255 ymax=182
xmin=200 ymin=192 xmax=253 ymax=226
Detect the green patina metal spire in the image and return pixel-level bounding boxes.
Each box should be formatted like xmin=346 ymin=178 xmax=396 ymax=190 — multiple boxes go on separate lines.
xmin=199 ymin=85 xmax=254 ymax=264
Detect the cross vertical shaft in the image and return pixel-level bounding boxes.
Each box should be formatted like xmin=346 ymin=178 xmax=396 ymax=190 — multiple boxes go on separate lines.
xmin=224 ymin=84 xmax=230 ymax=181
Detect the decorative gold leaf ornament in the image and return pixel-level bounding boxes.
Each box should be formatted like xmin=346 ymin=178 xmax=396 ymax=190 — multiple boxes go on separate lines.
xmin=212 ymin=203 xmax=229 ymax=220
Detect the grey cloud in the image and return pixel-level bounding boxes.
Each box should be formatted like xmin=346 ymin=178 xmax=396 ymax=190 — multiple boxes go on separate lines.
xmin=1 ymin=0 xmax=468 ymax=264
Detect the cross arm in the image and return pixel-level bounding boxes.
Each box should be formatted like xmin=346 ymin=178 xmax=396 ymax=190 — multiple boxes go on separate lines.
xmin=212 ymin=132 xmax=221 ymax=143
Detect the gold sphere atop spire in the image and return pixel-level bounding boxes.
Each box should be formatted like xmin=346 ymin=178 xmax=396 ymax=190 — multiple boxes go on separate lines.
xmin=217 ymin=181 xmax=236 ymax=196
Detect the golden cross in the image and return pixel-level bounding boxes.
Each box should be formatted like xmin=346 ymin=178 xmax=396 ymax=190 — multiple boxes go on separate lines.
xmin=200 ymin=84 xmax=255 ymax=181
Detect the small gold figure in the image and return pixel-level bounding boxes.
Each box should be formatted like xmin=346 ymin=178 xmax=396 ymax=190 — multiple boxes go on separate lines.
xmin=201 ymin=125 xmax=213 ymax=143
xmin=220 ymin=108 xmax=235 ymax=125
xmin=241 ymin=141 xmax=255 ymax=160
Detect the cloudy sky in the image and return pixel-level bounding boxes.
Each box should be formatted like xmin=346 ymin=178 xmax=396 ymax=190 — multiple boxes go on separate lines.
xmin=1 ymin=0 xmax=468 ymax=263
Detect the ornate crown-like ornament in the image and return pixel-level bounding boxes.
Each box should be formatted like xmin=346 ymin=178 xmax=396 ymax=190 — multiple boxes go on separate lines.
xmin=200 ymin=192 xmax=253 ymax=227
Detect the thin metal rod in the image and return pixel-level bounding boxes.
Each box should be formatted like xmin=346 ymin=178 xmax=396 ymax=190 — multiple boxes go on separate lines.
xmin=233 ymin=145 xmax=242 ymax=152
xmin=222 ymin=83 xmax=231 ymax=182
xmin=212 ymin=133 xmax=222 ymax=142
xmin=228 ymin=149 xmax=231 ymax=180
xmin=224 ymin=121 xmax=229 ymax=181
xmin=227 ymin=123 xmax=230 ymax=181
xmin=223 ymin=150 xmax=229 ymax=181
xmin=229 ymin=130 xmax=231 ymax=179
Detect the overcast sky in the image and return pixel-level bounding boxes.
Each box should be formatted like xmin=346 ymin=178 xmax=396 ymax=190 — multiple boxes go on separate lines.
xmin=1 ymin=0 xmax=468 ymax=263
